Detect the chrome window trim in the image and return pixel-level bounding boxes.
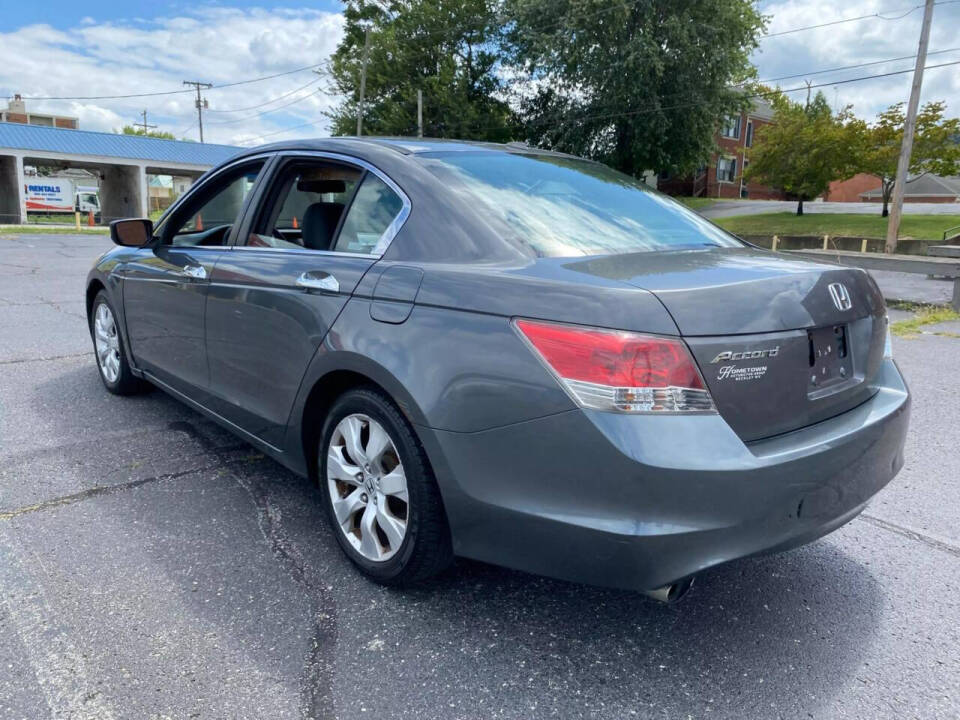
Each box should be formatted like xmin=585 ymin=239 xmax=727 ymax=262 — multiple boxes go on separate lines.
xmin=230 ymin=149 xmax=411 ymax=259
xmin=153 ymin=152 xmax=274 ymax=235
xmin=231 ymin=244 xmax=379 ymax=260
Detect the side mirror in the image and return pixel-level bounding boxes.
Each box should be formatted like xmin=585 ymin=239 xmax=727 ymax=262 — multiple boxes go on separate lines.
xmin=110 ymin=218 xmax=153 ymax=247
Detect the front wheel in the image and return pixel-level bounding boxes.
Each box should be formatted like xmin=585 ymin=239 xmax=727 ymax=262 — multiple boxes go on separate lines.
xmin=90 ymin=290 xmax=147 ymax=395
xmin=319 ymin=387 xmax=452 ymax=585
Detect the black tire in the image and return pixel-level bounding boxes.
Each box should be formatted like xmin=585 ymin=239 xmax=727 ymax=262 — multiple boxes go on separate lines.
xmin=89 ymin=290 xmax=147 ymax=396
xmin=319 ymin=387 xmax=453 ymax=585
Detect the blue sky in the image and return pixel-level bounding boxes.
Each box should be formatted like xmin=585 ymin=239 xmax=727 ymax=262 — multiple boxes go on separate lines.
xmin=1 ymin=1 xmax=958 ymax=146
xmin=3 ymin=0 xmax=342 ymax=27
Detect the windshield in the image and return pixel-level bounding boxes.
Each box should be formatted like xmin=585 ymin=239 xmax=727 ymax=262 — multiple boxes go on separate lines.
xmin=418 ymin=151 xmax=742 ymax=258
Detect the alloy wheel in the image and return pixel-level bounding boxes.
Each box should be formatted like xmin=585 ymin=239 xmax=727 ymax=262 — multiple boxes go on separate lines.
xmin=94 ymin=303 xmax=121 ymax=383
xmin=326 ymin=413 xmax=409 ymax=562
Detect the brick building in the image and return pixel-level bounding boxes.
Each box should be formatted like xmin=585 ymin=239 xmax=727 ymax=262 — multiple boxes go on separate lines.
xmin=827 ymin=172 xmax=960 ymax=204
xmin=824 ymin=173 xmax=882 ymax=202
xmin=658 ymin=99 xmax=786 ymax=200
xmin=1 ymin=95 xmax=78 ymax=130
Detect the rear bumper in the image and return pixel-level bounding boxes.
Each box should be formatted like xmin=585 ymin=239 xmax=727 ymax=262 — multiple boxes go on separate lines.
xmin=419 ymin=359 xmax=910 ymax=591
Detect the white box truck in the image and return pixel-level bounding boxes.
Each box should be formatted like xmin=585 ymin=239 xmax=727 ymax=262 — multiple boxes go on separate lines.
xmin=23 ymin=177 xmax=101 ymax=221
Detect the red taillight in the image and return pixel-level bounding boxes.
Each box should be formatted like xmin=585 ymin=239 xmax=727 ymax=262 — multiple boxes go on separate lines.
xmin=514 ymin=319 xmax=715 ymax=413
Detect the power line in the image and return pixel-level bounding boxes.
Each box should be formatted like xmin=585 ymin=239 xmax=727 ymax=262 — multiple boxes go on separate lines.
xmin=204 ymin=72 xmax=328 ymax=113
xmin=239 ymin=117 xmax=329 ymax=145
xmin=746 ymin=45 xmax=960 ymax=85
xmin=456 ymin=58 xmax=960 ymax=136
xmin=10 ymin=62 xmax=324 ymax=101
xmin=205 ymin=88 xmax=321 ymax=126
xmin=761 ymin=0 xmax=960 ymax=39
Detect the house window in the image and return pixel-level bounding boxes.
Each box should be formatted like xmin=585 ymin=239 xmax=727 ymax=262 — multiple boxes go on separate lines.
xmin=717 ymin=157 xmax=737 ymax=183
xmin=745 ymin=121 xmax=754 ymax=147
xmin=722 ymin=115 xmax=741 ymax=139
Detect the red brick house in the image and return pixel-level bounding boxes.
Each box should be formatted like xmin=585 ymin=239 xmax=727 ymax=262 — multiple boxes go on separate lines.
xmin=658 ymin=99 xmax=786 ymax=200
xmin=824 ymin=173 xmax=882 ymax=202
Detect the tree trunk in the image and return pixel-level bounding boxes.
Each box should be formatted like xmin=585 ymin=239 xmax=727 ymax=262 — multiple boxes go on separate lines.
xmin=881 ymin=181 xmax=892 ymax=217
xmin=796 ymin=197 xmax=804 ymax=216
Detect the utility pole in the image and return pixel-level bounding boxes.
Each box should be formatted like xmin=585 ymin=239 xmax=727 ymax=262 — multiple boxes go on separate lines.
xmin=417 ymin=89 xmax=423 ymax=138
xmin=135 ymin=109 xmax=157 ymax=135
xmin=357 ymin=27 xmax=371 ymax=136
xmin=183 ymin=80 xmax=212 ymax=143
xmin=885 ymin=0 xmax=935 ymax=254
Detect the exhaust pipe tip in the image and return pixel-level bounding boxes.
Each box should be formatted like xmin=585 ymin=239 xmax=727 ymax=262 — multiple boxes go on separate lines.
xmin=642 ymin=576 xmax=694 ymax=604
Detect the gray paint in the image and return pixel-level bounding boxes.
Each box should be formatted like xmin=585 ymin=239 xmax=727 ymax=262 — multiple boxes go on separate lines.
xmin=87 ymin=137 xmax=911 ymax=592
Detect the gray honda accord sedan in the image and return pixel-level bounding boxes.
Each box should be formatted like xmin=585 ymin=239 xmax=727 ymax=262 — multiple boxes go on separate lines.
xmin=86 ymin=138 xmax=909 ymax=602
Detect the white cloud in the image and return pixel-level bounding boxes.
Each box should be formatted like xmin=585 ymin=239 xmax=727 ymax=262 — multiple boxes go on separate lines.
xmin=754 ymin=0 xmax=960 ymax=121
xmin=2 ymin=2 xmax=957 ymax=149
xmin=0 ymin=7 xmax=345 ymax=146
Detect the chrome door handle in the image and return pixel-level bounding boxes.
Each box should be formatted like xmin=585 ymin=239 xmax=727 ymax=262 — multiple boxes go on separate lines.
xmin=296 ymin=271 xmax=339 ymax=293
xmin=180 ymin=264 xmax=207 ymax=280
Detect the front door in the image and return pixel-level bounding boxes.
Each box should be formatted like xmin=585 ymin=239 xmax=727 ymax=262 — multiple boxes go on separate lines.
xmin=204 ymin=155 xmax=408 ymax=447
xmin=122 ymin=159 xmax=266 ymax=396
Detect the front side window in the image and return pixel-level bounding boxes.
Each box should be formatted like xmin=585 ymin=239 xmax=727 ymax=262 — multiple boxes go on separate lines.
xmin=717 ymin=157 xmax=737 ymax=182
xmin=159 ymin=162 xmax=264 ymax=247
xmin=418 ymin=151 xmax=742 ymax=258
xmin=333 ymin=174 xmax=405 ymax=255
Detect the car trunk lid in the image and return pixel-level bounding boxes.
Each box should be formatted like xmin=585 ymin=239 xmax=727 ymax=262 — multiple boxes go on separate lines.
xmin=564 ymin=247 xmax=888 ymax=441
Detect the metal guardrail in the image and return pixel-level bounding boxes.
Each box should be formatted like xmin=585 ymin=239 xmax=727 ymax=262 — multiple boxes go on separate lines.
xmin=784 ymin=248 xmax=960 ymax=311
xmin=943 ymin=225 xmax=960 ymax=242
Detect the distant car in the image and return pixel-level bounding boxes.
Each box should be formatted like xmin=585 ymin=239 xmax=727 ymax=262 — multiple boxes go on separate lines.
xmin=86 ymin=138 xmax=909 ymax=602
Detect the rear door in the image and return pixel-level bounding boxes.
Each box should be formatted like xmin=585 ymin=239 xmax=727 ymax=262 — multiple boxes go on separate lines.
xmin=204 ymin=152 xmax=409 ymax=447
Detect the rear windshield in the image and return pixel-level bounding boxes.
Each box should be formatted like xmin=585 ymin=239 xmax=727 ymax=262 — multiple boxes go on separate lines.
xmin=418 ymin=151 xmax=742 ymax=257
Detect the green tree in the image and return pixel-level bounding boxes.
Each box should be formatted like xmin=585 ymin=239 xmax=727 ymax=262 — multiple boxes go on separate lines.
xmin=857 ymin=101 xmax=960 ymax=217
xmin=744 ymin=91 xmax=863 ymax=215
xmin=117 ymin=125 xmax=178 ymax=140
xmin=328 ymin=0 xmax=517 ymax=141
xmin=504 ymin=0 xmax=765 ymax=177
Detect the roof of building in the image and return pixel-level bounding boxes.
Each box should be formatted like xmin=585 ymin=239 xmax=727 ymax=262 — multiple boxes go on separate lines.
xmin=748 ymin=98 xmax=775 ymax=122
xmin=0 ymin=122 xmax=240 ymax=166
xmin=861 ymin=174 xmax=960 ymax=199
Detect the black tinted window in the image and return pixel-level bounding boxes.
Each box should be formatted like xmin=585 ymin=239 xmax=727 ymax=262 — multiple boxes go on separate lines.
xmin=333 ymin=174 xmax=404 ymax=255
xmin=418 ymin=152 xmax=742 ymax=257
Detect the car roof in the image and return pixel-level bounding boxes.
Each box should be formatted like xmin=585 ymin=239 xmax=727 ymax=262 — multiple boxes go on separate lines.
xmin=229 ymin=136 xmax=575 ymax=162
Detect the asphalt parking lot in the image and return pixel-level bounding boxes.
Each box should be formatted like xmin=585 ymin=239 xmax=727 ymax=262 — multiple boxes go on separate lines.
xmin=1 ymin=233 xmax=959 ymax=720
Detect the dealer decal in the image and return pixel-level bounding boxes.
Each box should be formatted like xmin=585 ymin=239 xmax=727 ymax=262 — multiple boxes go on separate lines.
xmin=716 ymin=365 xmax=768 ymax=382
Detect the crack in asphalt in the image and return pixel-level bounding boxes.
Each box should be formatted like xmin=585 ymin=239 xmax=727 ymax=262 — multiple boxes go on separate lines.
xmin=859 ymin=513 xmax=960 ymax=559
xmin=167 ymin=420 xmax=338 ymax=720
xmin=0 ymin=463 xmax=222 ymax=521
xmin=0 ymin=351 xmax=91 ymax=365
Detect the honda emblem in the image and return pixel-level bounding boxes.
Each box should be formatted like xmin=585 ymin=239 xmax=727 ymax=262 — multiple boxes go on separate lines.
xmin=828 ymin=282 xmax=852 ymax=311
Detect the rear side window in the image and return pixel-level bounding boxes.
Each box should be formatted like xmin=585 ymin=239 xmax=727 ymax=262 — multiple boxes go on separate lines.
xmin=333 ymin=174 xmax=404 ymax=254
xmin=418 ymin=151 xmax=742 ymax=258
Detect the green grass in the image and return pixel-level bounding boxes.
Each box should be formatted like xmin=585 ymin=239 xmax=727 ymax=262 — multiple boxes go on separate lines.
xmin=890 ymin=306 xmax=960 ymax=336
xmin=0 ymin=226 xmax=109 ymax=235
xmin=675 ymin=196 xmax=719 ymax=210
xmin=714 ymin=212 xmax=960 ymax=241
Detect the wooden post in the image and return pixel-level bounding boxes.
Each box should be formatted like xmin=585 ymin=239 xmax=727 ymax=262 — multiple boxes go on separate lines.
xmin=822 ymin=234 xmax=829 ymax=250
xmin=860 ymin=238 xmax=868 ymax=253
xmin=886 ymin=0 xmax=935 ymax=254
xmin=772 ymin=235 xmax=779 ymax=251
xmin=75 ymin=211 xmax=81 ymax=231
